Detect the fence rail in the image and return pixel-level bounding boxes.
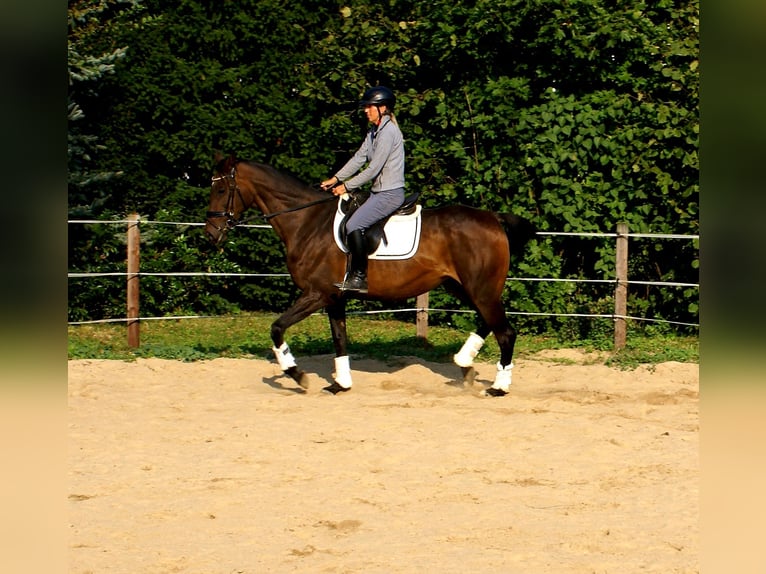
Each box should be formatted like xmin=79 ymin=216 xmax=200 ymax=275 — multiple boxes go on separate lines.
xmin=67 ymin=271 xmax=699 ymax=288
xmin=68 ymin=216 xmax=699 ymax=348
xmin=67 ymin=218 xmax=701 ymax=240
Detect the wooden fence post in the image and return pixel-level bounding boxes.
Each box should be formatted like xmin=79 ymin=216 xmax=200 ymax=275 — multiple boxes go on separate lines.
xmin=127 ymin=213 xmax=140 ymax=348
xmin=614 ymin=222 xmax=628 ymax=350
xmin=416 ymin=292 xmax=429 ymax=340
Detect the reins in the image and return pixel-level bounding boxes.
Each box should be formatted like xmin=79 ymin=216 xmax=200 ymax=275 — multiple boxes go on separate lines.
xmin=206 ymin=168 xmax=337 ymax=229
xmin=262 ymin=194 xmax=337 ymax=220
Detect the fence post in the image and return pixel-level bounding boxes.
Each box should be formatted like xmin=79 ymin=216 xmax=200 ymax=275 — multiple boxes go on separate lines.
xmin=127 ymin=213 xmax=141 ymax=348
xmin=416 ymin=292 xmax=429 ymax=340
xmin=614 ymin=222 xmax=628 ymax=350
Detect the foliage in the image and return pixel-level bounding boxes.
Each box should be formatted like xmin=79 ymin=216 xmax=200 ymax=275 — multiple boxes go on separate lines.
xmin=67 ymin=0 xmax=699 ymax=334
xmin=68 ymin=0 xmax=144 ymax=215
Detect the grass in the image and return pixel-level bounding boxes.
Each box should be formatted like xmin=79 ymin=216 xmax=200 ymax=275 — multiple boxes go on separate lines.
xmin=68 ymin=312 xmax=698 ymax=369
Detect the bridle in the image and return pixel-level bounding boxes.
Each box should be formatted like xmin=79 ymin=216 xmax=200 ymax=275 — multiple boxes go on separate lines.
xmin=205 ymin=166 xmax=338 ymax=232
xmin=205 ymin=168 xmax=245 ymax=232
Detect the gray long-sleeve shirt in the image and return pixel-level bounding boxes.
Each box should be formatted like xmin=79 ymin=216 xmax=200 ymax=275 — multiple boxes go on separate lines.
xmin=334 ymin=116 xmax=405 ymax=192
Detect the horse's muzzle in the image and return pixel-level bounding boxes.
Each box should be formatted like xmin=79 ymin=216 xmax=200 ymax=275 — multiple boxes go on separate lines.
xmin=204 ymin=223 xmax=226 ymax=247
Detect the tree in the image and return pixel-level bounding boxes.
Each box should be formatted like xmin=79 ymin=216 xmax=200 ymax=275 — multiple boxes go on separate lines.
xmin=68 ymin=0 xmax=144 ymax=216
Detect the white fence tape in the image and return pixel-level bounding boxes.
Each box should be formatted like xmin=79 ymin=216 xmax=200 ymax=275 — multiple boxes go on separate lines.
xmin=67 ymin=219 xmax=699 ymax=328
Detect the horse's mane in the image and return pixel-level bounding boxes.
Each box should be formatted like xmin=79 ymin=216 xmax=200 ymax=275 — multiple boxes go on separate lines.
xmin=215 ymin=155 xmax=328 ymax=200
xmin=248 ymin=161 xmax=311 ymax=188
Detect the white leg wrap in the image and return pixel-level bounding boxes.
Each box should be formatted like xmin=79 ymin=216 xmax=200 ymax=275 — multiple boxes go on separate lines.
xmin=333 ymin=355 xmax=353 ymax=389
xmin=492 ymin=361 xmax=514 ymax=391
xmin=272 ymin=342 xmax=297 ymax=371
xmin=454 ymin=332 xmax=485 ymax=367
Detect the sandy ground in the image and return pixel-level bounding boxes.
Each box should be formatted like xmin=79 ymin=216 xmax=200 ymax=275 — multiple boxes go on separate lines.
xmin=68 ymin=350 xmax=698 ymax=573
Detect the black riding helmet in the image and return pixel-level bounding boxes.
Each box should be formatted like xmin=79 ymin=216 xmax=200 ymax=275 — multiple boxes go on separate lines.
xmin=359 ymin=86 xmax=395 ymax=111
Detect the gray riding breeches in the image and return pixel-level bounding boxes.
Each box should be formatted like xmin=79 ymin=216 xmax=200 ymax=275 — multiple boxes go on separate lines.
xmin=345 ymin=187 xmax=406 ymax=233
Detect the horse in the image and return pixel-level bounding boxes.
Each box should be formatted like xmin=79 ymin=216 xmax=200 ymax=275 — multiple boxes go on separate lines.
xmin=205 ymin=153 xmax=536 ymax=396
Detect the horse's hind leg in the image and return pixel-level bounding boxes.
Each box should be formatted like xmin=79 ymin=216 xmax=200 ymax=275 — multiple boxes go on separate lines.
xmin=463 ymin=294 xmax=517 ymax=396
xmin=270 ymin=290 xmax=327 ymax=389
xmin=448 ymin=280 xmax=494 ymax=386
xmin=454 ymin=323 xmax=492 ymax=386
xmin=483 ymin=305 xmax=517 ymax=397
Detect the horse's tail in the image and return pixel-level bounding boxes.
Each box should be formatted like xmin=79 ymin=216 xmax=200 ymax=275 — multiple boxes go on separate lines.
xmin=496 ymin=213 xmax=538 ymax=259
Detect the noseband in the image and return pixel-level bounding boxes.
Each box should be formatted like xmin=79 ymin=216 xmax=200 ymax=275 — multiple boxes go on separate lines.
xmin=205 ymin=168 xmax=244 ymax=232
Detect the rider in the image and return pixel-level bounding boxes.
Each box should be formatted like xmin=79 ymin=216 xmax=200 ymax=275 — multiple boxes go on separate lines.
xmin=321 ymin=85 xmax=405 ymax=293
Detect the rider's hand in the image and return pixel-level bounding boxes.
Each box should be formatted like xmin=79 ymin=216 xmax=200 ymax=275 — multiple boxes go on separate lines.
xmin=332 ymin=183 xmax=347 ymax=196
xmin=320 ymin=176 xmax=338 ymax=191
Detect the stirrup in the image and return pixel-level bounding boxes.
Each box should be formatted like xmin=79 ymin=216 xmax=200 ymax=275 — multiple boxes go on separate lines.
xmin=334 ymin=273 xmax=368 ymax=293
xmin=334 ymin=282 xmax=368 ymax=293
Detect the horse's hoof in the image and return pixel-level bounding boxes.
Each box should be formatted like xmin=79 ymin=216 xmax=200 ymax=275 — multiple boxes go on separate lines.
xmin=460 ymin=366 xmax=476 ymax=386
xmin=483 ymin=387 xmax=508 ymax=397
xmin=322 ymin=381 xmax=351 ymax=395
xmin=285 ymin=366 xmax=310 ymax=389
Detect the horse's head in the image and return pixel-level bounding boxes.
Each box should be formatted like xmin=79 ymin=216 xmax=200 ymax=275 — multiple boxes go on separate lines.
xmin=205 ymin=153 xmax=243 ymax=246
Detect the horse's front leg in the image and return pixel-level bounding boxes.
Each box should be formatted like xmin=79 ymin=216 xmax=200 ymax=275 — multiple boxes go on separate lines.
xmin=270 ymin=290 xmax=327 ymax=389
xmin=323 ymin=298 xmax=352 ymax=394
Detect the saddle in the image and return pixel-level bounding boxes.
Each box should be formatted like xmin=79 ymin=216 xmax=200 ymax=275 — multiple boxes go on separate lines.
xmin=337 ymin=191 xmax=420 ymax=254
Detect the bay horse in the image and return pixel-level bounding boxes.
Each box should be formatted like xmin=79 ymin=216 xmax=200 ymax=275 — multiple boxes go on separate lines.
xmin=205 ymin=154 xmax=536 ymax=396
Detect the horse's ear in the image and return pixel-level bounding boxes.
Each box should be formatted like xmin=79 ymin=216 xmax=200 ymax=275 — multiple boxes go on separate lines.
xmin=213 ymin=151 xmax=237 ymax=173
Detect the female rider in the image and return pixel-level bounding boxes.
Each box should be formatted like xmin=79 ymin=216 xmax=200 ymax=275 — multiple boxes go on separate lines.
xmin=320 ymin=86 xmax=405 ymax=293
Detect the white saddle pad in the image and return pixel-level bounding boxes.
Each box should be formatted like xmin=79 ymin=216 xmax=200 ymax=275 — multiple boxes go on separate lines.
xmin=332 ymin=198 xmax=422 ymax=260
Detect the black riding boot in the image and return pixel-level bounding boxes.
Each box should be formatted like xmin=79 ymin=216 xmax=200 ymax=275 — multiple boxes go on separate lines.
xmin=335 ymin=229 xmax=368 ymax=293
